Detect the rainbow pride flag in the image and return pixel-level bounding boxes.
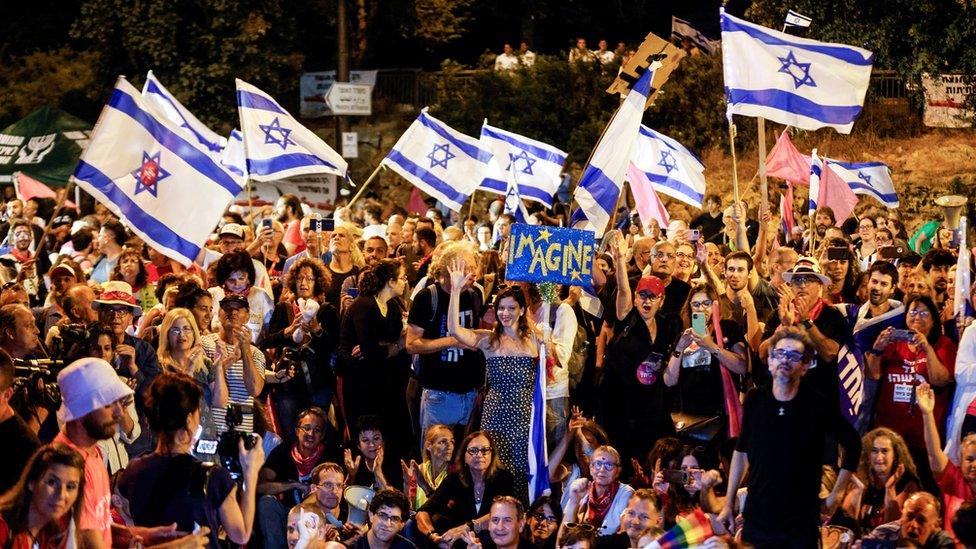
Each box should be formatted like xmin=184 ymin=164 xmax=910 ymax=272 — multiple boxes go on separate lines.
xmin=649 ymin=508 xmax=714 ymax=549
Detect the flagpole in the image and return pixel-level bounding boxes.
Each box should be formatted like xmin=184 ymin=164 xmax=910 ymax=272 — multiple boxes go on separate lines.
xmin=347 ymin=162 xmax=385 ymax=208
xmin=728 ymin=123 xmax=741 ymax=205
xmin=467 ymin=189 xmax=478 ymax=221
xmin=32 ymin=178 xmax=74 ymax=261
xmin=757 ymin=118 xmax=770 ymax=214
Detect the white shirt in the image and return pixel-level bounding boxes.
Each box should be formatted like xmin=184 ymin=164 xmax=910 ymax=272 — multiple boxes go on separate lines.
xmin=494 ymin=52 xmax=520 ymax=71
xmin=531 ymin=302 xmax=577 ymax=400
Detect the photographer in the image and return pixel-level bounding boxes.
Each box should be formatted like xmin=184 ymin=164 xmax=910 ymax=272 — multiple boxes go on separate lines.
xmin=0 ymin=347 xmax=39 ymax=494
xmin=117 ymin=372 xmax=265 ymax=547
xmin=45 ymin=283 xmax=99 ymax=354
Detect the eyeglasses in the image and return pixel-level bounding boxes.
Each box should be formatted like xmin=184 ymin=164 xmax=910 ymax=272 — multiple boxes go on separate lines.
xmin=636 ymin=291 xmax=661 ymax=301
xmin=653 ymin=252 xmax=675 ymax=260
xmin=770 ymin=348 xmax=805 ymax=363
xmin=103 ymin=306 xmax=132 ymax=316
xmin=675 ymin=252 xmax=693 ymax=260
xmin=314 ymin=481 xmax=343 ymax=491
xmin=590 ymin=460 xmax=618 ymax=471
xmin=908 ymin=309 xmax=931 ymax=318
xmin=789 ymin=276 xmax=820 ymax=287
xmin=168 ymin=326 xmax=194 ymax=335
xmin=532 ymin=513 xmax=558 ymax=524
xmin=690 ymin=299 xmax=712 ymax=308
xmin=296 ymin=276 xmax=316 ymax=283
xmin=374 ymin=511 xmax=403 ymax=524
xmin=298 ymin=425 xmax=324 ymax=435
xmin=466 ymin=446 xmax=492 ymax=456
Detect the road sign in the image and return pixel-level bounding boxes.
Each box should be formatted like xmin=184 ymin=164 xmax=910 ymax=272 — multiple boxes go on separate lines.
xmin=342 ymin=132 xmax=359 ymax=158
xmin=324 ymin=83 xmax=372 ymax=116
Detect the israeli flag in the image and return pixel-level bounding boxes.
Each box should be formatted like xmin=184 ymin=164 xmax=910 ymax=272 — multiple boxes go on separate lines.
xmin=570 ymin=67 xmax=655 ymax=237
xmin=236 ymin=79 xmax=348 ymax=182
xmin=808 ymin=148 xmax=822 ymax=216
xmin=480 ymin=123 xmax=567 ymax=207
xmin=825 ymin=160 xmax=899 ymax=208
xmin=503 ymin=167 xmax=530 ymax=224
xmin=382 ymin=108 xmax=492 ymax=212
xmin=221 ymin=129 xmax=248 ymax=183
xmin=142 ymin=71 xmax=226 ymax=155
xmin=71 ymin=78 xmax=238 ymax=266
xmin=784 ymin=9 xmax=812 ymax=28
xmin=630 ymin=125 xmax=706 ymax=208
xmin=721 ymin=9 xmax=874 ymax=133
xmin=527 ymin=348 xmax=550 ymax=502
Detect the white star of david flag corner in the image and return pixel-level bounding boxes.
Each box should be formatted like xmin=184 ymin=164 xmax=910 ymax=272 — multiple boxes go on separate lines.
xmin=142 ymin=71 xmax=226 ymax=155
xmin=825 ymin=159 xmax=899 ymax=208
xmin=236 ymin=79 xmax=348 ymax=182
xmin=382 ymin=108 xmax=492 ymax=212
xmin=720 ymin=9 xmax=874 ymax=133
xmin=71 ymin=77 xmax=239 ymax=267
xmin=630 ymin=125 xmax=706 ymax=209
xmin=479 ymin=122 xmax=567 ymax=207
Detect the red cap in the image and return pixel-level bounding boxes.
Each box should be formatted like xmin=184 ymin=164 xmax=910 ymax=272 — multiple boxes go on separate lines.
xmin=635 ymin=276 xmax=665 ymax=297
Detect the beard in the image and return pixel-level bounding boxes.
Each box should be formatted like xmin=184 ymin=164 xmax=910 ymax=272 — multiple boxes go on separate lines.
xmin=81 ymin=412 xmax=118 ymax=441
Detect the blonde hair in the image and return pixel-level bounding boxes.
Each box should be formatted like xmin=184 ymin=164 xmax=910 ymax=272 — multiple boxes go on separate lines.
xmin=430 ymin=241 xmax=478 ymax=281
xmin=157 ymin=308 xmax=205 ymax=377
xmin=332 ymin=225 xmax=366 ymax=269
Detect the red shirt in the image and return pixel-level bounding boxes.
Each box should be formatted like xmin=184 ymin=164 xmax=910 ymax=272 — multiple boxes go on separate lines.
xmin=0 ymin=515 xmax=71 ymax=549
xmin=938 ymin=460 xmax=975 ymax=543
xmin=874 ymin=336 xmax=956 ymax=448
xmin=53 ymin=432 xmax=112 ymax=548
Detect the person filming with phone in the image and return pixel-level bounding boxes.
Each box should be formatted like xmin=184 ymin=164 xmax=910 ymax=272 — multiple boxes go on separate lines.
xmin=866 ymin=295 xmax=955 ymax=492
xmin=665 ymin=283 xmax=748 ymax=445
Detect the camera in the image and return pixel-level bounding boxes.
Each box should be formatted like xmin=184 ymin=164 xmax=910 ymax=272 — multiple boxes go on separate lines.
xmin=50 ymin=323 xmax=91 ymax=363
xmin=216 ymin=403 xmax=258 ymax=480
xmin=826 ymin=246 xmax=851 ymax=261
xmin=11 ymin=359 xmax=66 ymax=422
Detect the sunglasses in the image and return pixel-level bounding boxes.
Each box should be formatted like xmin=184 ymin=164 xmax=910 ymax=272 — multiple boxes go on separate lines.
xmin=770 ymin=348 xmax=805 ymax=363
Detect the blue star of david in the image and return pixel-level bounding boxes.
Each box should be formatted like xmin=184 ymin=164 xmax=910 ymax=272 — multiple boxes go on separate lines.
xmin=427 ymin=143 xmax=455 ymax=169
xmin=858 ymin=171 xmax=872 ymax=186
xmin=130 ymin=151 xmax=170 ymax=197
xmin=504 ymin=185 xmax=522 ymax=214
xmin=506 ymin=150 xmax=536 ymax=176
xmin=658 ymin=150 xmax=677 ymax=174
xmin=778 ymin=50 xmax=816 ymax=89
xmin=259 ymin=117 xmax=294 ymax=150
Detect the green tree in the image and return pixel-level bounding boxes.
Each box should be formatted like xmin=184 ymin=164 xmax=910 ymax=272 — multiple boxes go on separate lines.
xmin=0 ymin=48 xmax=100 ymax=124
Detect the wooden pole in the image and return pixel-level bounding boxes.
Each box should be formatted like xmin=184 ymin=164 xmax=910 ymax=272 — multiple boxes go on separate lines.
xmin=467 ymin=189 xmax=478 ymax=222
xmin=30 ymin=176 xmax=73 ymax=260
xmin=757 ymin=118 xmax=769 ymax=214
xmin=347 ymin=163 xmax=385 ymax=208
xmin=728 ymin=123 xmax=741 ymax=205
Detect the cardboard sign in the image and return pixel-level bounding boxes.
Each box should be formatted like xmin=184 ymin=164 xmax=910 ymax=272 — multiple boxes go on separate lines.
xmin=505 ymin=224 xmax=596 ymax=286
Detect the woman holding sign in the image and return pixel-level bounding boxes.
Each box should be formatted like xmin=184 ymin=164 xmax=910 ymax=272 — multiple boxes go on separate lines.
xmin=597 ymin=231 xmax=679 ymax=471
xmin=447 ymin=259 xmax=539 ymax=503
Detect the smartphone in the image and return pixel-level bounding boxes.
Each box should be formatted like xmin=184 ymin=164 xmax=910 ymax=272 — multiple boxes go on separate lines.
xmin=692 ymin=312 xmax=707 ymax=336
xmin=688 ymin=229 xmax=701 ymax=242
xmin=309 ymin=218 xmax=320 ymax=233
xmin=662 ymin=469 xmax=690 ymax=485
xmin=877 ymin=245 xmax=905 ymax=260
xmin=826 ymin=246 xmax=850 ymax=261
xmin=889 ymin=329 xmax=916 ymax=342
xmin=261 ymin=218 xmax=273 ymax=231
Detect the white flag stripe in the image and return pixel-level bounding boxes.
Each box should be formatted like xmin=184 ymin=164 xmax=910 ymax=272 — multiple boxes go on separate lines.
xmin=142 ymin=71 xmax=226 ymax=154
xmin=629 ymin=125 xmax=707 ymax=209
xmin=480 ymin=123 xmax=567 ymax=206
xmin=826 ymin=159 xmax=899 ymax=208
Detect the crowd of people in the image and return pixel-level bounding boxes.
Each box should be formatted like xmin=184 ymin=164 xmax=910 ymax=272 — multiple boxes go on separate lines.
xmin=2 ymin=188 xmax=976 ymax=549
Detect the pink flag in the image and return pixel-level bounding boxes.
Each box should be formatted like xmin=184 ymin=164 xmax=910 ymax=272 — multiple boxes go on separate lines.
xmin=765 ymin=131 xmax=811 ymax=187
xmin=627 ymin=163 xmax=670 ymax=230
xmin=819 ymin=161 xmax=859 ymax=225
xmin=780 ymin=185 xmax=795 ymax=242
xmin=407 ymin=186 xmax=428 ymax=215
xmin=14 ymin=172 xmax=78 ymax=210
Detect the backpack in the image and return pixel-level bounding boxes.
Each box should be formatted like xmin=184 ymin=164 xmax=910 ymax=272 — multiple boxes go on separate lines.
xmin=549 ymin=302 xmax=589 ymax=390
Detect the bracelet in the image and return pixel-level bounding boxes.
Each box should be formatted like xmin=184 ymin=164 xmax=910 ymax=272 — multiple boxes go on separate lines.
xmin=672 ymin=350 xmax=682 ymax=358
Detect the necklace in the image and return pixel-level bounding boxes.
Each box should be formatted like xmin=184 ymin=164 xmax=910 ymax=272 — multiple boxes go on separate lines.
xmin=778 ymin=406 xmax=785 ymax=416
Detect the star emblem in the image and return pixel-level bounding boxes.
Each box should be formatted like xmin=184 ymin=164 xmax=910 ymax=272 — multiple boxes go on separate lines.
xmin=658 ymin=150 xmax=677 ymax=174
xmin=427 ymin=143 xmax=455 ymax=169
xmin=505 ymin=185 xmax=522 ymax=215
xmin=506 ymin=150 xmax=536 ymax=176
xmin=858 ymin=171 xmax=872 ymax=186
xmin=536 ymin=228 xmax=552 ymax=242
xmin=259 ymin=117 xmax=294 ymax=150
xmin=777 ymin=50 xmax=816 ymax=89
xmin=570 ymin=270 xmax=581 ymax=281
xmin=130 ymin=151 xmax=170 ymax=197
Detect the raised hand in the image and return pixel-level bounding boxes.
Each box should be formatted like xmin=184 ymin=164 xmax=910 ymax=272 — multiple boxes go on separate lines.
xmin=447 ymin=259 xmax=471 ymax=292
xmin=344 ymin=449 xmax=361 ymax=474
xmin=916 ymin=382 xmax=936 ymax=416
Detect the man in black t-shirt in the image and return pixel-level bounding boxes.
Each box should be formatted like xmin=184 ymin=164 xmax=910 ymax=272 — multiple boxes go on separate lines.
xmin=406 ymin=243 xmax=485 ymax=442
xmin=353 ymin=488 xmax=416 ymax=549
xmin=720 ymin=327 xmax=861 ymax=547
xmin=0 ymin=348 xmax=38 ymax=494
xmin=690 ymin=194 xmax=725 ymax=244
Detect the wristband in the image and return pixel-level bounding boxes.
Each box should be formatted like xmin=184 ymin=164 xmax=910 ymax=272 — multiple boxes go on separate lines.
xmin=802 ymin=319 xmax=814 ymax=329
xmin=672 ymin=350 xmax=682 ymax=358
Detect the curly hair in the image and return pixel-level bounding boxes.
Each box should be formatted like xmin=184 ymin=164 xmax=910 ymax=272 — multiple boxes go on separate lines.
xmin=215 ymin=250 xmax=255 ymax=287
xmin=358 ymin=259 xmax=402 ymax=297
xmin=856 ymin=427 xmax=919 ymax=488
xmin=285 ymin=257 xmax=331 ymax=300
xmin=111 ymin=248 xmax=149 ymax=289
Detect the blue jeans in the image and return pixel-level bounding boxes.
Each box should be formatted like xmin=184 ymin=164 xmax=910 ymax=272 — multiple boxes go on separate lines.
xmin=258 ymin=495 xmax=288 ymax=549
xmin=546 ymin=396 xmax=569 ymax=451
xmin=419 ymin=388 xmax=477 ymax=443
